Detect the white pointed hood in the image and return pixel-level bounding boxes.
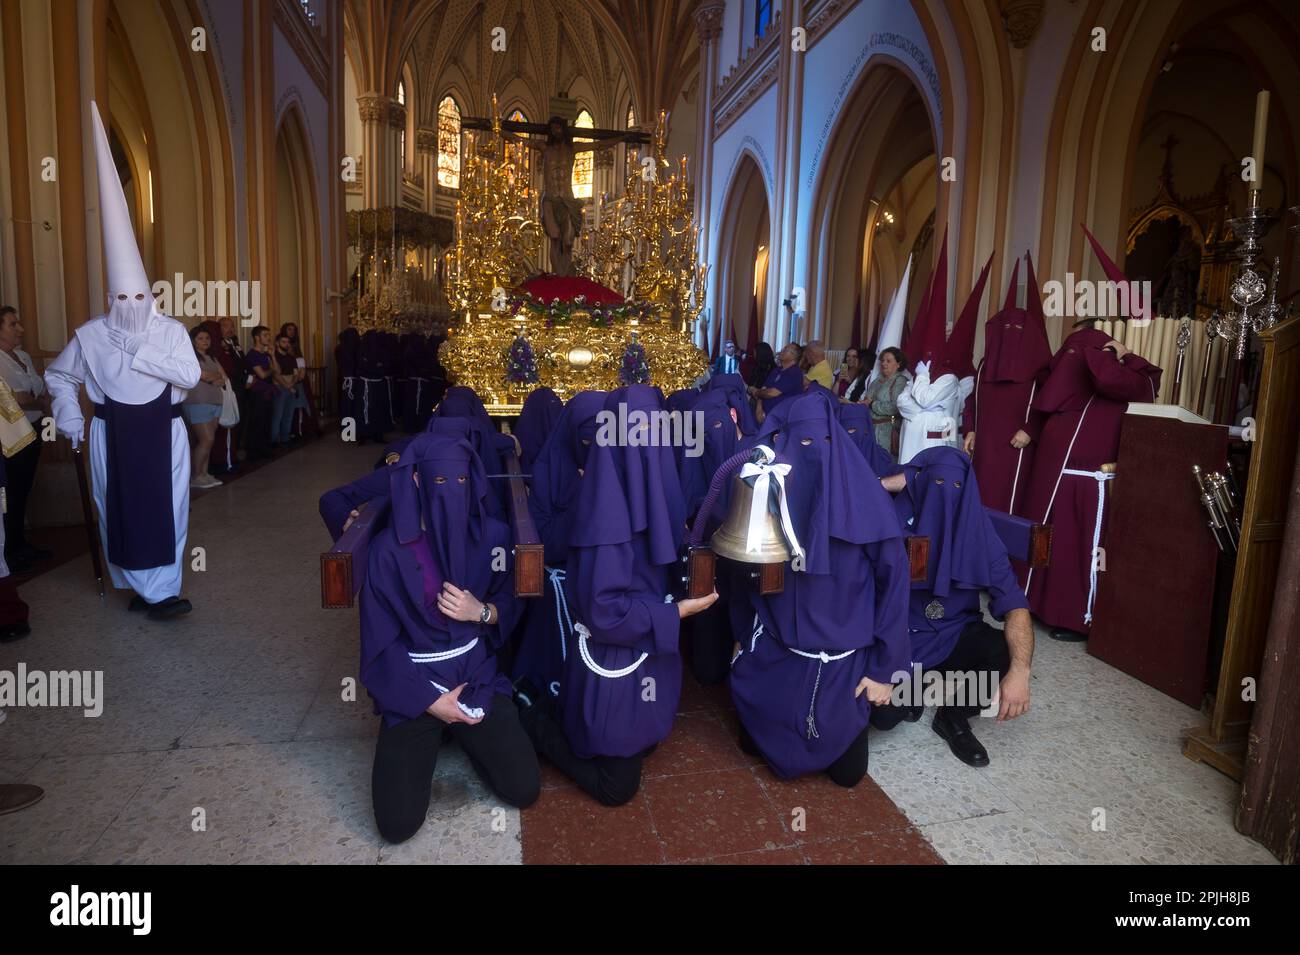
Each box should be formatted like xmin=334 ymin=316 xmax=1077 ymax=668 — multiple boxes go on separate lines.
xmin=867 ymin=253 xmax=912 ymax=388
xmin=90 ymin=101 xmax=153 ymax=331
xmin=55 ymin=101 xmax=198 ymax=406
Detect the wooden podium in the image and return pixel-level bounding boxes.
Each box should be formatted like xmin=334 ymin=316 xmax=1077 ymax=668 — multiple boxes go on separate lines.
xmin=1089 ymin=403 xmax=1228 ymax=707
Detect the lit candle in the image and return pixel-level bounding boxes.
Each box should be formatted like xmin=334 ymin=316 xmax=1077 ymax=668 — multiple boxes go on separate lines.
xmin=1250 ymin=90 xmax=1269 ymax=191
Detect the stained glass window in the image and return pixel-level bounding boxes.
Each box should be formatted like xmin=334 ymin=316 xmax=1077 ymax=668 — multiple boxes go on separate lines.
xmin=437 ymin=95 xmax=461 ymax=189
xmin=572 ymin=109 xmax=594 ymax=199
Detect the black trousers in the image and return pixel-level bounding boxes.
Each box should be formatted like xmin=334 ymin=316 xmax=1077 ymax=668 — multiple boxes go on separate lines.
xmin=521 ymin=705 xmax=643 ymax=807
xmin=687 ymin=597 xmax=734 ymax=686
xmin=870 ymin=617 xmax=1011 ymax=731
xmin=371 ymin=695 xmax=540 ymax=844
xmin=3 ymin=438 xmax=40 ymax=556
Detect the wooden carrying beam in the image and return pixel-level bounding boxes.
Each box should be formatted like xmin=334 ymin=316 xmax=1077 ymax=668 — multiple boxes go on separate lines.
xmin=984 ymin=508 xmax=1053 ymax=568
xmin=319 ymin=453 xmax=545 ymax=609
xmin=320 ymin=499 xmax=389 ymax=609
xmin=502 ymin=454 xmax=544 ymax=597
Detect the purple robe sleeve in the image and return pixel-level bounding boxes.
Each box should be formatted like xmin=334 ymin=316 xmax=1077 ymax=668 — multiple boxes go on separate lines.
xmin=1083 ymin=348 xmax=1162 ymax=403
xmin=319 ymin=467 xmax=392 ymax=541
xmin=572 ymin=542 xmax=680 ymax=657
xmin=985 ymin=535 xmax=1030 ymax=620
xmin=359 ymin=548 xmax=441 ymax=721
xmin=863 ymin=537 xmax=911 ymax=683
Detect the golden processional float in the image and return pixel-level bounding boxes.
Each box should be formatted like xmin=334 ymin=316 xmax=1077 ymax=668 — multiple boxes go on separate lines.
xmin=439 ymin=106 xmax=709 ymax=414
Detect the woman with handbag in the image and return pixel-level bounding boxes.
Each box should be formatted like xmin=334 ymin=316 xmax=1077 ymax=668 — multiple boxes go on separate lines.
xmin=183 ymin=325 xmax=229 ymax=488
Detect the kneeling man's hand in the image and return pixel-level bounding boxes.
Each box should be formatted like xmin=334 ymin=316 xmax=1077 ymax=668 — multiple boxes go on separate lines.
xmin=428 ymin=684 xmax=483 ymax=725
xmin=998 ymin=668 xmax=1030 ymax=721
xmin=855 ymin=676 xmax=893 ymax=706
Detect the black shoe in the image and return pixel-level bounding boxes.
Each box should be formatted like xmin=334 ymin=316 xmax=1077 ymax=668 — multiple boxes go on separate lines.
xmin=902 ymin=705 xmax=924 ymax=723
xmin=5 ymin=557 xmax=32 ymax=574
xmin=146 ymin=596 xmax=193 ymax=620
xmin=932 ymin=709 xmax=990 ymax=767
xmin=0 ymin=622 xmax=32 ymax=643
xmin=1049 ymin=627 xmax=1088 ymax=642
xmin=737 ymin=725 xmax=762 ymax=758
xmin=128 ymin=595 xmax=150 ymax=612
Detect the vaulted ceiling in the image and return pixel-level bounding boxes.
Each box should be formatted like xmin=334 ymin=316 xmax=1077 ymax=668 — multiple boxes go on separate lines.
xmin=344 ymin=0 xmax=700 ymax=129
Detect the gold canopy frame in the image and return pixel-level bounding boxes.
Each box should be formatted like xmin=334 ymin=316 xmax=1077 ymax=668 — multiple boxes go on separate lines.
xmin=440 ymin=104 xmax=708 ymax=413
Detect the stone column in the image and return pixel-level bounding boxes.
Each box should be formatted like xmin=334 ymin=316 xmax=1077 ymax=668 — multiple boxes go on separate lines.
xmin=357 ymin=93 xmax=404 ymax=208
xmin=692 ymin=1 xmax=725 ymax=351
xmin=415 ymin=125 xmax=437 ymax=279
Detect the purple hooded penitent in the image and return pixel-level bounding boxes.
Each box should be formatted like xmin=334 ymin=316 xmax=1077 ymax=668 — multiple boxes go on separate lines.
xmin=836 ymin=403 xmax=902 ymax=478
xmin=729 ymin=389 xmax=910 ymax=779
xmin=358 ymin=434 xmax=519 ymax=726
xmin=514 ymin=387 xmax=564 ymax=475
xmin=681 ymin=389 xmax=743 ymax=521
xmin=706 ymin=372 xmax=758 ymax=435
xmin=559 ymin=386 xmax=685 ymax=759
xmin=894 ymin=447 xmax=1027 ymax=667
xmin=512 ymin=390 xmax=607 ymax=697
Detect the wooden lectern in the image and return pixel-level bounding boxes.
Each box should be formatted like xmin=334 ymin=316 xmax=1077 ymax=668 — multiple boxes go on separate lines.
xmin=1089 ymin=403 xmax=1228 ymax=708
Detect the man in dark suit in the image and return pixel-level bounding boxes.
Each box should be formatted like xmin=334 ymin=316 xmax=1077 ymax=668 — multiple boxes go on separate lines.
xmin=712 ymin=340 xmax=741 ymax=377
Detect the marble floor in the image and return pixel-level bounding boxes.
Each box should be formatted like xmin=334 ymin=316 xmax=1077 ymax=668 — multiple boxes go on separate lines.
xmin=0 ymin=435 xmax=1277 ymax=865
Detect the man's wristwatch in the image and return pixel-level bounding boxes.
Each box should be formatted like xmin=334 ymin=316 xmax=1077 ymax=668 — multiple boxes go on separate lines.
xmin=478 ymin=603 xmax=492 ymax=625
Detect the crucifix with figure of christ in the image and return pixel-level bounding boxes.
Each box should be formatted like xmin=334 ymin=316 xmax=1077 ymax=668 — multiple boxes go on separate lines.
xmin=462 ymin=110 xmax=650 ymax=276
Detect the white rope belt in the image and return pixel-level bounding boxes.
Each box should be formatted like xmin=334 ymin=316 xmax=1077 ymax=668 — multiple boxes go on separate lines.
xmin=360 ymin=377 xmax=384 ymax=424
xmin=575 ymin=623 xmax=648 ymax=678
xmin=408 ymin=637 xmax=478 ymax=664
xmin=788 ymin=645 xmax=855 ymax=740
xmin=342 ymin=376 xmax=355 ymax=401
xmin=1062 ymin=468 xmax=1115 ymax=625
xmin=548 ymin=567 xmax=573 ymax=665
xmin=385 ymin=376 xmax=395 ymax=418
xmin=409 ymin=376 xmax=428 ymax=414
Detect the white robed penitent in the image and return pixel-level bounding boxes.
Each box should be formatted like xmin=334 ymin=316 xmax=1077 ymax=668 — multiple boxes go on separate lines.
xmin=896 ymin=362 xmax=973 ymax=464
xmin=44 ymin=101 xmax=200 ymax=603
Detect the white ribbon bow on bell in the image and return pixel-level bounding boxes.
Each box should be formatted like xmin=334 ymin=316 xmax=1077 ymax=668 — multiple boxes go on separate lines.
xmin=738 ymin=445 xmax=804 ymax=561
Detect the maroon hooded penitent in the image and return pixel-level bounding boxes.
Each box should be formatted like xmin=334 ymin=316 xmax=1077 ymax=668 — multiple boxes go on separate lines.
xmin=1013 ymin=236 xmax=1162 ymax=633
xmin=970 ymin=254 xmax=1053 ymax=512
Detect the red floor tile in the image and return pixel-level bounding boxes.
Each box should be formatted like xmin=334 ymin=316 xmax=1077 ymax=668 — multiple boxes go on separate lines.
xmin=643 ymin=712 xmax=752 ymax=778
xmin=756 ymin=772 xmax=914 ymax=842
xmin=643 ymin=767 xmax=795 ymax=862
xmin=521 ymin=785 xmax=665 ymax=865
xmin=676 ymin=674 xmax=731 ymax=714
xmin=801 ymin=829 xmax=944 ymax=865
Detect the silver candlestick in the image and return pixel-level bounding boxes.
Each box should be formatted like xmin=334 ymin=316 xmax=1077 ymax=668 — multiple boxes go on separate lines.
xmin=1222 ymin=188 xmax=1280 ymax=359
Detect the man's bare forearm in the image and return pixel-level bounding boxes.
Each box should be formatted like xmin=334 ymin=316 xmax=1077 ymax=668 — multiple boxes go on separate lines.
xmin=1003 ymin=608 xmax=1034 ymax=673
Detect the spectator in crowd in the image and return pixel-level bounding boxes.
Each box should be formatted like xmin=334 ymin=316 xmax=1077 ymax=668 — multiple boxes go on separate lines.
xmin=278 ymin=322 xmax=318 ymax=439
xmin=865 ymin=346 xmax=910 ymax=460
xmin=244 ymin=325 xmax=276 ymax=460
xmin=271 ymin=332 xmax=308 ymax=447
xmin=712 ymin=339 xmax=741 ymax=377
xmin=747 ymin=341 xmax=803 ymax=423
xmin=748 ymin=341 xmax=775 ymax=390
xmin=183 ymin=325 xmax=228 ymax=489
xmin=216 ymin=317 xmax=246 ymax=469
xmin=0 ymin=375 xmax=34 ymax=641
xmin=837 ymin=346 xmax=872 ymax=402
xmin=0 ymin=306 xmax=52 ymax=570
xmin=803 ymin=340 xmax=834 ymax=389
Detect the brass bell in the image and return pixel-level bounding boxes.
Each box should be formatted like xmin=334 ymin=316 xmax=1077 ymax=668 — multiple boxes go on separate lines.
xmin=709 ymin=471 xmax=792 ymax=564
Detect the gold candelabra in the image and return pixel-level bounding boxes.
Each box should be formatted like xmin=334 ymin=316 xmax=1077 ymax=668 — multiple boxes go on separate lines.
xmin=444 ymin=97 xmax=542 ymax=315
xmin=439 ymin=107 xmax=707 ymax=412
xmin=576 ymin=111 xmax=708 ymax=329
